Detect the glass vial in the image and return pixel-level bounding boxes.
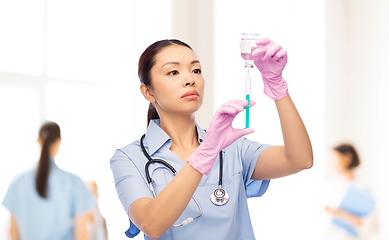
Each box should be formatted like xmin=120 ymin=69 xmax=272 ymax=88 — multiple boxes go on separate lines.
xmin=240 ymin=33 xmax=260 ymax=68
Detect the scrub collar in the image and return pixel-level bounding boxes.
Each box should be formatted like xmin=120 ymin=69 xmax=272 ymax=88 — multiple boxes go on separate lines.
xmin=145 ymin=119 xmax=205 ymax=157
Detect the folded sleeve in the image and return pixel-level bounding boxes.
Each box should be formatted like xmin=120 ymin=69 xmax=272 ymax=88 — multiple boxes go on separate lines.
xmin=2 ymin=177 xmax=19 ymax=215
xmin=239 ymin=138 xmax=271 ymax=198
xmin=110 ymin=149 xmax=153 ymax=215
xmin=72 ymin=176 xmax=96 ymax=216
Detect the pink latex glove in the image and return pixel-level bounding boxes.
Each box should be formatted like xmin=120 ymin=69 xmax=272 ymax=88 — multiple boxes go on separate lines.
xmin=251 ymin=38 xmax=288 ymax=100
xmin=187 ymin=100 xmax=255 ymax=175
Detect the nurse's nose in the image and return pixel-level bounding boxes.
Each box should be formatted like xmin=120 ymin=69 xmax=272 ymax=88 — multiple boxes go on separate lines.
xmin=184 ymin=75 xmax=195 ymax=87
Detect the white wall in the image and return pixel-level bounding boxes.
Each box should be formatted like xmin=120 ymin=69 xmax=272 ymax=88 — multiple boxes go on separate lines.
xmin=171 ymin=0 xmax=215 ymax=129
xmin=326 ymin=0 xmax=389 ymax=239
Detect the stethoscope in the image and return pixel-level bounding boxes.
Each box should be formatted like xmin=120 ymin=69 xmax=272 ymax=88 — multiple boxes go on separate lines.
xmin=140 ymin=134 xmax=229 ymax=227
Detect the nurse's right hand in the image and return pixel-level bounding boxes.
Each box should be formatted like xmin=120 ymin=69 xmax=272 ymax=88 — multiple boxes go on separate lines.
xmin=187 ymin=100 xmax=255 ymax=175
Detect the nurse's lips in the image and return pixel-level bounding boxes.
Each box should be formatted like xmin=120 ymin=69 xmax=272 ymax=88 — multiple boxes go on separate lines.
xmin=182 ymin=90 xmax=199 ymax=100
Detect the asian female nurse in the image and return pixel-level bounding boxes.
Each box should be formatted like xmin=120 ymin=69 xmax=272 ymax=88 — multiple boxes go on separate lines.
xmin=110 ymin=38 xmax=313 ymax=240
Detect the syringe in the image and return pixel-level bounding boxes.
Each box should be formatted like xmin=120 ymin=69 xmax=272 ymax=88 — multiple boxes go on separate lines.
xmin=241 ymin=33 xmax=259 ymax=129
xmin=245 ymin=67 xmax=252 ymax=129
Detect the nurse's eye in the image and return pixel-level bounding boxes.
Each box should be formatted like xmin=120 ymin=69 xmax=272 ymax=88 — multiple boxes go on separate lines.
xmin=192 ymin=69 xmax=202 ymax=74
xmin=168 ymin=70 xmax=179 ymax=75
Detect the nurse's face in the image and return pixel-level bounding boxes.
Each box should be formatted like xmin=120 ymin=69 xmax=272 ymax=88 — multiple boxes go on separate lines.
xmin=148 ymin=45 xmax=204 ymax=116
xmin=328 ymin=150 xmax=351 ymax=173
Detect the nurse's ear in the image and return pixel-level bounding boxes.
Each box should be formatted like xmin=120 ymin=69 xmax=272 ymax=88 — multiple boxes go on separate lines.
xmin=140 ymin=83 xmax=156 ymax=103
xmin=37 ymin=138 xmax=42 ymax=147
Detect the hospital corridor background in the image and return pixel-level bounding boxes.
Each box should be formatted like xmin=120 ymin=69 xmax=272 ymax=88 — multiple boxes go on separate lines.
xmin=1 ymin=0 xmax=388 ymax=239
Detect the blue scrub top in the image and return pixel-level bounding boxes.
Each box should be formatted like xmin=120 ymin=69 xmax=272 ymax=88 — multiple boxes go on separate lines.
xmin=2 ymin=159 xmax=96 ymax=240
xmin=110 ymin=119 xmax=270 ymax=240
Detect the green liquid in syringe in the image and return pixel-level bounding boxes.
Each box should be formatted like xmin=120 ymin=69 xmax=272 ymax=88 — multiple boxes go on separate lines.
xmin=245 ymin=94 xmax=250 ymax=128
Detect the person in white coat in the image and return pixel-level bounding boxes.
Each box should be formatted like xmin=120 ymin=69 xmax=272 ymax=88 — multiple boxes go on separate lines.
xmin=324 ymin=143 xmax=379 ymax=240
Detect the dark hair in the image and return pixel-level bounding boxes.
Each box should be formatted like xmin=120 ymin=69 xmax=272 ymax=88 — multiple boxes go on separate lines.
xmin=138 ymin=39 xmax=193 ymax=127
xmin=35 ymin=121 xmax=61 ymax=198
xmin=333 ymin=143 xmax=360 ymax=169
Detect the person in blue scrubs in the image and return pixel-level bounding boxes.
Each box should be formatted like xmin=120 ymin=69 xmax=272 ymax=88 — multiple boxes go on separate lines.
xmin=2 ymin=122 xmax=96 ymax=240
xmin=110 ymin=39 xmax=314 ymax=239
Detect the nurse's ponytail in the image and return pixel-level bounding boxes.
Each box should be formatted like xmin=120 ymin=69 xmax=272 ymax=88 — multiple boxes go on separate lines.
xmin=36 ymin=121 xmax=61 ymax=198
xmin=138 ymin=39 xmax=193 ymax=127
xmin=147 ymin=103 xmax=159 ymax=127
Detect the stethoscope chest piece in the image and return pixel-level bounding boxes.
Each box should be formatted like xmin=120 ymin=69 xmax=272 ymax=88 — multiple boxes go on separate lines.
xmin=211 ymin=187 xmax=229 ymax=206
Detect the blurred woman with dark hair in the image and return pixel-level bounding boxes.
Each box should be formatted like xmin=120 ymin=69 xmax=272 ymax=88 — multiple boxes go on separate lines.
xmin=325 ymin=143 xmax=379 ymax=240
xmin=2 ymin=121 xmax=96 ymax=240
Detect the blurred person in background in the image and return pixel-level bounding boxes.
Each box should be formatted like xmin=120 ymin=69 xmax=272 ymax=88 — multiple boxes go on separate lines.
xmin=324 ymin=143 xmax=379 ymax=240
xmin=85 ymin=180 xmax=108 ymax=240
xmin=2 ymin=121 xmax=96 ymax=240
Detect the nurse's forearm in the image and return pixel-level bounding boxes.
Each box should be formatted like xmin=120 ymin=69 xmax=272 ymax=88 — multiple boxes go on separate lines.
xmin=327 ymin=207 xmax=363 ymax=227
xmin=74 ymin=211 xmax=93 ymax=240
xmin=275 ymin=94 xmax=313 ymax=170
xmin=130 ymin=163 xmax=202 ymax=239
xmin=10 ymin=215 xmax=19 ymax=240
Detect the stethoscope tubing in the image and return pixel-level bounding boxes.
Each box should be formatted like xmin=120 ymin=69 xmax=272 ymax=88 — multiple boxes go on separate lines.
xmin=141 ymin=134 xmax=204 ymax=227
xmin=139 ymin=133 xmax=228 ymax=227
xmin=140 ymin=134 xmax=223 ymax=186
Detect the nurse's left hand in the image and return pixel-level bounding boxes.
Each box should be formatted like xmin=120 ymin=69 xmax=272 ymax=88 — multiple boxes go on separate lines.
xmin=187 ymin=100 xmax=255 ymax=175
xmin=251 ymin=38 xmax=288 ymax=100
